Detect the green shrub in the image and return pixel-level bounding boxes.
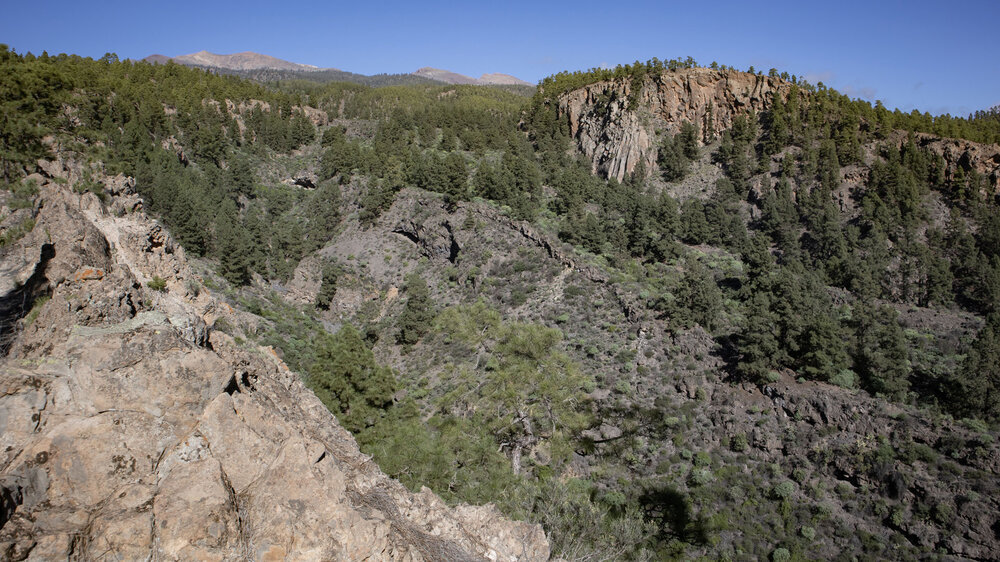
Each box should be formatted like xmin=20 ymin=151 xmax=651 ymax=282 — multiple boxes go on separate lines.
xmin=933 ymin=502 xmax=953 ymax=525
xmin=0 ymin=218 xmax=35 ymax=247
xmin=688 ymin=468 xmax=713 ymax=486
xmin=693 ymin=451 xmax=712 ymax=467
xmin=835 ymin=481 xmax=853 ymax=497
xmin=830 ymin=369 xmax=857 ymax=388
xmin=731 ymin=433 xmax=749 ymax=452
xmin=791 ymin=467 xmax=808 ymax=483
xmin=147 ymin=276 xmax=168 ymax=292
xmin=771 ymin=480 xmax=796 ymax=500
xmin=771 ymin=547 xmax=791 ymax=562
xmin=24 ymin=295 xmax=50 ymax=326
xmin=8 ymin=178 xmax=39 ymax=209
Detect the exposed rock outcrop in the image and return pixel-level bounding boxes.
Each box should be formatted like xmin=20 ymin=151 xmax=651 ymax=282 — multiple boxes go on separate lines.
xmin=557 ymin=68 xmax=792 ymax=181
xmin=909 ymin=132 xmax=1000 ymax=193
xmin=556 ymin=69 xmax=1000 ymax=192
xmin=0 ymin=162 xmax=550 ymax=560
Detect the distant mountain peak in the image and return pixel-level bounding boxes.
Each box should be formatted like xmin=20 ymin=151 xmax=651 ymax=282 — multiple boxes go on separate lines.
xmin=144 ymin=51 xmax=325 ymax=72
xmin=478 ymin=73 xmax=533 ymax=86
xmin=141 ymin=52 xmax=531 ymax=87
xmin=413 ymin=67 xmax=531 ymax=86
xmin=412 ymin=67 xmax=479 ymax=85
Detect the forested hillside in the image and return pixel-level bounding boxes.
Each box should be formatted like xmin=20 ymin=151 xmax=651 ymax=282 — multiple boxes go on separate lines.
xmin=3 ymin=46 xmax=999 ymax=560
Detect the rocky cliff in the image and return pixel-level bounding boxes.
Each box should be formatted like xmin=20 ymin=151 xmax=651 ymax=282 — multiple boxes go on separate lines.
xmin=557 ymin=68 xmax=791 ymax=181
xmin=910 ymin=132 xmax=1000 ymax=193
xmin=557 ymin=69 xmax=1000 ymax=190
xmin=0 ymin=160 xmax=550 ymax=560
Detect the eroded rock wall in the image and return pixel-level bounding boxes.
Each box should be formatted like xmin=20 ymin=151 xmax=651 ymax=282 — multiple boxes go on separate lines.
xmin=558 ymin=69 xmax=1000 ymax=191
xmin=558 ymin=68 xmax=791 ymax=181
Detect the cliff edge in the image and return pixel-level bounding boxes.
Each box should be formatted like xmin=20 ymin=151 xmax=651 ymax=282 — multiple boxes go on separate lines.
xmin=0 ymin=159 xmax=549 ymax=560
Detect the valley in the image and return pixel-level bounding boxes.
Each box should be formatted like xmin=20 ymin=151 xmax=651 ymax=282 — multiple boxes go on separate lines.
xmin=1 ymin=48 xmax=999 ymax=560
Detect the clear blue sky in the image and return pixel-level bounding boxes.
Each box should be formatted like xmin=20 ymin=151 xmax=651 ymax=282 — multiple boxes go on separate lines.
xmin=3 ymin=0 xmax=997 ymax=117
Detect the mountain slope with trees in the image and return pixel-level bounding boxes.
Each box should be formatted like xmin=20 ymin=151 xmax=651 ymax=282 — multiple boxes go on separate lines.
xmin=2 ymin=46 xmax=999 ymax=560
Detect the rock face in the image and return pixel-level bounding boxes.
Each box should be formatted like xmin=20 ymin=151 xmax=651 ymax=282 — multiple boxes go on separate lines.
xmin=909 ymin=132 xmax=1000 ymax=193
xmin=557 ymin=68 xmax=1000 ymax=191
xmin=557 ymin=68 xmax=791 ymax=182
xmin=0 ymin=162 xmax=550 ymax=560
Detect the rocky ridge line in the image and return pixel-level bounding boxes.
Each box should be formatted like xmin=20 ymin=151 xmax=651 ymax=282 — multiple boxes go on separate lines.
xmin=0 ymin=159 xmax=550 ymax=560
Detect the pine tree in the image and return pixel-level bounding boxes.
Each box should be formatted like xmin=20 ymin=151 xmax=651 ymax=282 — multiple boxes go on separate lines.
xmin=946 ymin=314 xmax=1000 ymax=420
xmin=397 ymin=273 xmax=435 ymax=345
xmin=215 ymin=200 xmax=251 ymax=286
xmin=679 ymin=121 xmax=699 ymax=160
xmin=315 ymin=263 xmax=338 ymax=310
xmin=738 ymin=290 xmax=781 ymax=382
xmin=854 ymin=303 xmax=910 ymax=398
xmin=308 ymin=324 xmax=397 ymax=433
xmin=658 ymin=133 xmax=689 ymax=182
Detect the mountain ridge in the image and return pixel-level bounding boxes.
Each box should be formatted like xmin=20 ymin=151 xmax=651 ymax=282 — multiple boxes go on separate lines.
xmin=143 ymin=51 xmax=533 ymax=87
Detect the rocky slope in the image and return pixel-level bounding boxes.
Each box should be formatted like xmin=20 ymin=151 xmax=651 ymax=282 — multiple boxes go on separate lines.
xmin=272 ymin=177 xmax=1000 ymax=559
xmin=908 ymin=132 xmax=1000 ymax=193
xmin=0 ymin=160 xmax=550 ymax=560
xmin=478 ymin=73 xmax=533 ymax=87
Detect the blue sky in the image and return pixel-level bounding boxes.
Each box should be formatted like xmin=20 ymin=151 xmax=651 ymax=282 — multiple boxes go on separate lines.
xmin=3 ymin=0 xmax=998 ymax=117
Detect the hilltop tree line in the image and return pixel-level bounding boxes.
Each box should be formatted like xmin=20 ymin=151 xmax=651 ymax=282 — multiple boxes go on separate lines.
xmin=530 ymin=58 xmax=1000 ymax=145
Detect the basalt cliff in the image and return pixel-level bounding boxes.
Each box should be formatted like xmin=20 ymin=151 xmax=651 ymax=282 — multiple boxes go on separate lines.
xmin=0 ymin=159 xmax=550 ymax=561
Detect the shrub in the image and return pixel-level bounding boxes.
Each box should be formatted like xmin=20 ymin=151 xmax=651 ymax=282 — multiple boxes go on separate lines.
xmin=830 ymin=369 xmax=857 ymax=388
xmin=771 ymin=547 xmax=791 ymax=562
xmin=791 ymin=467 xmax=808 ymax=483
xmin=890 ymin=507 xmax=905 ymax=527
xmin=614 ymin=379 xmax=632 ymax=395
xmin=688 ymin=468 xmax=713 ymax=487
xmin=933 ymin=502 xmax=953 ymax=525
xmin=24 ymin=295 xmax=50 ymax=326
xmin=771 ymin=480 xmax=796 ymax=500
xmin=731 ymin=433 xmax=749 ymax=452
xmin=0 ymin=218 xmax=35 ymax=247
xmin=147 ymin=276 xmax=167 ymax=292
xmin=693 ymin=451 xmax=712 ymax=467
